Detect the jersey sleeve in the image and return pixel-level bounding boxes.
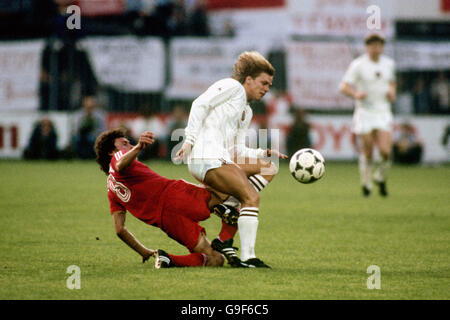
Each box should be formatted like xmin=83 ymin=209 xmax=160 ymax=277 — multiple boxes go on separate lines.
xmin=185 ymin=79 xmax=245 ymax=146
xmin=234 ymin=129 xmax=267 ymax=159
xmin=342 ymin=59 xmax=360 ymax=86
xmin=110 ymin=150 xmax=135 ymax=173
xmin=387 ymin=59 xmax=396 ymax=83
xmin=108 ymin=190 xmax=125 ymax=214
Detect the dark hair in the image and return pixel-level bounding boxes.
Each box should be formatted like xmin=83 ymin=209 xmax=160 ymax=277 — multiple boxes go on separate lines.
xmin=94 ymin=128 xmax=127 ymax=174
xmin=365 ymin=33 xmax=385 ymax=45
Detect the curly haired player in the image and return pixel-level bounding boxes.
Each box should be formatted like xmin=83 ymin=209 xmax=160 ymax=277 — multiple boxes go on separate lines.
xmin=94 ymin=128 xmax=242 ymax=268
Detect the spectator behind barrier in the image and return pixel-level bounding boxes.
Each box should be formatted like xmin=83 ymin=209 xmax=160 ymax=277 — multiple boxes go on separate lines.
xmin=393 ymin=122 xmax=423 ymax=165
xmin=412 ymin=77 xmax=430 ymax=114
xmin=23 ymin=117 xmax=59 ymax=160
xmin=188 ymin=0 xmax=210 ymax=36
xmin=431 ymin=71 xmax=450 ymax=114
xmin=287 ymin=108 xmax=312 ymax=157
xmin=132 ymin=104 xmax=168 ymax=160
xmin=72 ymin=96 xmax=107 ymax=159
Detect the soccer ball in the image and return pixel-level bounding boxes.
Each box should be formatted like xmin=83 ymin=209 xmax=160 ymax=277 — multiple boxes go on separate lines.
xmin=289 ymin=148 xmax=325 ymax=184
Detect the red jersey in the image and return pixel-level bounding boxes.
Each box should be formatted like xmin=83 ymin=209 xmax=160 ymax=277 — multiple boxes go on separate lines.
xmin=107 ymin=150 xmax=174 ymax=227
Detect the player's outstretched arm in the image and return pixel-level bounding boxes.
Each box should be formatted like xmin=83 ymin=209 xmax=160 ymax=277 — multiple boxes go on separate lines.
xmin=116 ymin=131 xmax=155 ymax=172
xmin=266 ymin=149 xmax=288 ymax=159
xmin=112 ymin=211 xmax=155 ymax=262
xmin=387 ymin=81 xmax=397 ymax=103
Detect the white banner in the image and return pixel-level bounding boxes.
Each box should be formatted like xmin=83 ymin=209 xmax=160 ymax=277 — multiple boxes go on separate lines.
xmin=288 ymin=0 xmax=394 ymax=37
xmin=307 ymin=115 xmax=449 ymax=163
xmin=0 ymin=111 xmax=448 ymax=162
xmin=0 ymin=40 xmax=44 ymax=111
xmin=394 ymin=41 xmax=450 ymax=71
xmin=81 ymin=36 xmax=165 ymax=92
xmin=208 ymin=8 xmax=289 ymax=40
xmin=166 ymin=38 xmax=274 ymax=99
xmin=287 ymin=41 xmax=356 ymax=109
xmin=0 ymin=112 xmax=72 ymax=158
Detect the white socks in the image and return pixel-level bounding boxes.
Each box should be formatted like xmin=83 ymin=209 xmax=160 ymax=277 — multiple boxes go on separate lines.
xmin=359 ymin=154 xmax=373 ymax=189
xmin=248 ymin=174 xmax=269 ymax=193
xmin=238 ymin=207 xmax=259 ymax=261
xmin=373 ymin=159 xmax=391 ymax=183
xmin=225 ymin=175 xmax=269 ymax=262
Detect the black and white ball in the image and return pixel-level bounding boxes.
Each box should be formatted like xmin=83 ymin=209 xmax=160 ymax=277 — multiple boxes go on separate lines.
xmin=289 ymin=148 xmax=325 ymax=184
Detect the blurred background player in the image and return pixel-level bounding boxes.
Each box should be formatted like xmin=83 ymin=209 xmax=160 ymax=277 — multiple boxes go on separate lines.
xmin=94 ymin=128 xmax=241 ymax=268
xmin=176 ymin=51 xmax=287 ymax=268
xmin=340 ymin=33 xmax=396 ymax=197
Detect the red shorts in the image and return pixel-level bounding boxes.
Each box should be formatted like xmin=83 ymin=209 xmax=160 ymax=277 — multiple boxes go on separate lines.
xmin=160 ymin=180 xmax=211 ymax=252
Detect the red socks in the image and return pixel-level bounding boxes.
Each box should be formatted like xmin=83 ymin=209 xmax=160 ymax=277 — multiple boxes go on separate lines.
xmin=219 ymin=221 xmax=238 ymax=242
xmin=168 ymin=252 xmax=206 ymax=267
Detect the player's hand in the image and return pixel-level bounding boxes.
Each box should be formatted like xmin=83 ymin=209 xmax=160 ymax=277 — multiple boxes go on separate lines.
xmin=142 ymin=249 xmax=157 ymax=263
xmin=267 ymin=149 xmax=288 ymax=159
xmin=175 ymin=141 xmax=192 ymax=161
xmin=354 ymin=91 xmax=367 ymax=100
xmin=138 ymin=131 xmax=155 ymax=150
xmin=386 ymin=89 xmax=396 ymax=103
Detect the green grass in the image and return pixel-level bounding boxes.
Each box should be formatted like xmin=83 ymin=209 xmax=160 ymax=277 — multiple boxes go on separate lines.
xmin=0 ymin=160 xmax=449 ymax=300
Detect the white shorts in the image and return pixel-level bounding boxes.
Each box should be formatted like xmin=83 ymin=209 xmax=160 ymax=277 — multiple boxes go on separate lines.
xmin=187 ymin=142 xmax=233 ymax=182
xmin=353 ymin=110 xmax=393 ymax=135
xmin=188 ymin=157 xmax=232 ymax=182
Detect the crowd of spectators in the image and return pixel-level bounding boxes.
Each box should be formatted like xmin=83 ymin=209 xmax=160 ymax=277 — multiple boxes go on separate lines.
xmin=395 ymin=71 xmax=450 ymax=115
xmin=0 ymin=0 xmax=213 ymax=40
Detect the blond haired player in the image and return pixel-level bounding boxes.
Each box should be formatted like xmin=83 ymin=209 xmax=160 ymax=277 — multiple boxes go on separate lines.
xmin=176 ymin=51 xmax=287 ymax=268
xmin=340 ymin=33 xmax=396 ymax=197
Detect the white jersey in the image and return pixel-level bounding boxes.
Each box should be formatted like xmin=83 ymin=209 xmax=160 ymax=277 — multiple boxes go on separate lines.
xmin=342 ymin=54 xmax=395 ymax=114
xmin=185 ymin=78 xmax=266 ymax=161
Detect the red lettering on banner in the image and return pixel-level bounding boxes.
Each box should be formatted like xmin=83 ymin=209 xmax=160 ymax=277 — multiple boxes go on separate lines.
xmin=207 ymin=0 xmax=285 ymax=10
xmin=0 ymin=125 xmax=19 ymax=150
xmin=442 ymin=0 xmax=450 ymax=11
xmin=326 ymin=124 xmax=350 ymax=151
xmin=11 ymin=126 xmax=18 ymax=149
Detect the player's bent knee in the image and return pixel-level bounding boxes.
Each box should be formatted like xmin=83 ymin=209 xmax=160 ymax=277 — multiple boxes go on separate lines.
xmin=242 ymin=187 xmax=259 ymax=207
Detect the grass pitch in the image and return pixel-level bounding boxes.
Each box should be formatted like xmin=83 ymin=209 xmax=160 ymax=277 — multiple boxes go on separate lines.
xmin=0 ymin=160 xmax=449 ymax=300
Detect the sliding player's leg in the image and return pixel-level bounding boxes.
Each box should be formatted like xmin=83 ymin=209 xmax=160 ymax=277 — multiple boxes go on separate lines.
xmin=155 ymin=232 xmax=224 ymax=268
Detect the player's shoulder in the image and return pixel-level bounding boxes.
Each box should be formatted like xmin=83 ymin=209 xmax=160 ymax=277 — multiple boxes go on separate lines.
xmin=380 ymin=54 xmax=395 ymax=66
xmin=348 ymin=54 xmax=366 ymax=69
xmin=353 ymin=54 xmax=367 ymax=64
xmin=210 ymin=78 xmax=244 ymax=92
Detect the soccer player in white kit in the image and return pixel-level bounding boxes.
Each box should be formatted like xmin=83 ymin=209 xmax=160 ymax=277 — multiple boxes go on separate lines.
xmin=340 ymin=33 xmax=396 ymax=197
xmin=176 ymin=51 xmax=287 ymax=268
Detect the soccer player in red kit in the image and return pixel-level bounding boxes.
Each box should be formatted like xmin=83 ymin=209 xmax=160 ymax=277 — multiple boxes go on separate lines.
xmin=94 ymin=128 xmax=241 ymax=268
